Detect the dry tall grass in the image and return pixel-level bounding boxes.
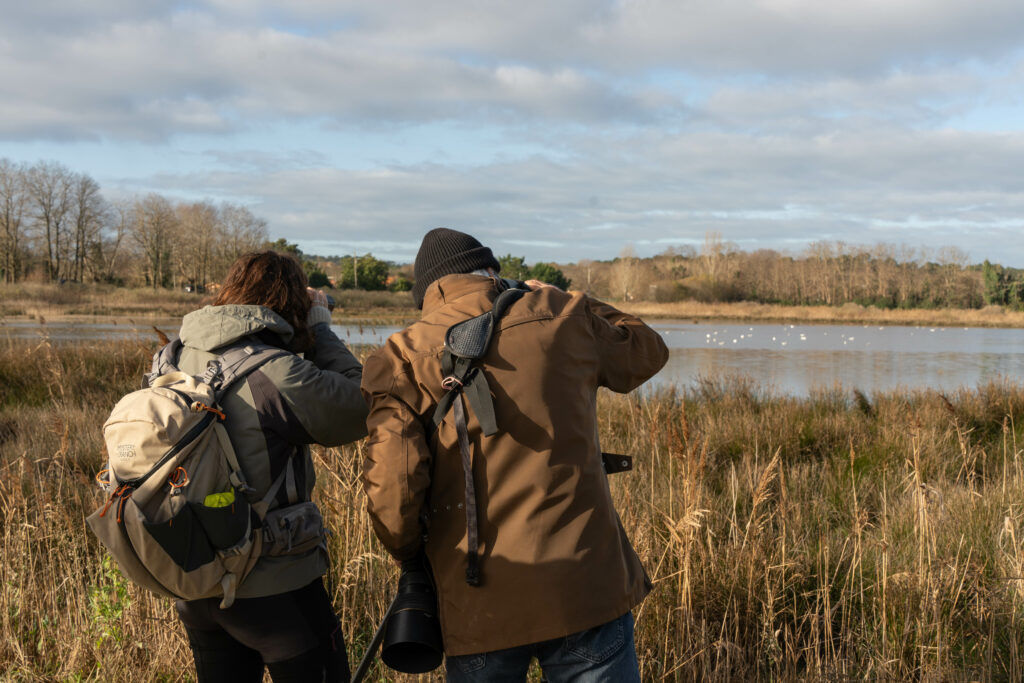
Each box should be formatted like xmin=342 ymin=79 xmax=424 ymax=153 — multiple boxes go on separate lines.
xmin=3 ymin=338 xmax=1024 ymax=681
xmin=9 ymin=282 xmax=1024 ymax=330
xmin=0 ymin=284 xmax=417 ymax=324
xmin=0 ymin=283 xmax=205 ymax=319
xmin=622 ymin=299 xmax=1024 ymax=328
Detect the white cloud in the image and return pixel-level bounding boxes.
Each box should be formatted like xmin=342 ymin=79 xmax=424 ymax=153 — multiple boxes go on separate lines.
xmin=111 ymin=124 xmax=1024 ymax=265
xmin=3 ymin=1 xmax=1024 ymax=264
xmin=0 ymin=9 xmax=660 ymax=141
xmin=3 ymin=0 xmax=1021 ymax=142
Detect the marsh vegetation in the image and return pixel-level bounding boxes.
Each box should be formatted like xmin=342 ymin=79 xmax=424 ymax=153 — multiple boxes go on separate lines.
xmin=8 ymin=282 xmax=1024 ymax=331
xmin=0 ymin=283 xmax=417 ymax=325
xmin=4 ymin=336 xmax=1024 ymax=680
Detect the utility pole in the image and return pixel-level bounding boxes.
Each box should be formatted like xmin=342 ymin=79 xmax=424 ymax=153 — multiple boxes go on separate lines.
xmin=353 ymin=253 xmax=358 ymax=289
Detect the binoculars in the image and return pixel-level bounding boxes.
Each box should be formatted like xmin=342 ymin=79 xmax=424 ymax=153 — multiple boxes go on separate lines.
xmin=352 ymin=555 xmax=444 ymax=682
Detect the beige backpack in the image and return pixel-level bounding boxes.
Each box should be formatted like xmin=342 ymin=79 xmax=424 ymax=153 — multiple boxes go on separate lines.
xmin=87 ymin=341 xmax=307 ymax=608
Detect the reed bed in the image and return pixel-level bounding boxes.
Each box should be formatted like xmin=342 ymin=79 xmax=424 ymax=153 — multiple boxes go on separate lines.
xmin=623 ymin=299 xmax=1024 ymax=328
xmin=0 ymin=284 xmax=418 ymax=324
xmin=0 ymin=283 xmax=207 ymax=319
xmin=8 ymin=282 xmax=1024 ymax=330
xmin=3 ymin=337 xmax=1024 ymax=681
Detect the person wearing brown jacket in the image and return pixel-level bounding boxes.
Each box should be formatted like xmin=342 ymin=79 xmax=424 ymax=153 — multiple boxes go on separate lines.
xmin=360 ymin=228 xmax=669 ymax=682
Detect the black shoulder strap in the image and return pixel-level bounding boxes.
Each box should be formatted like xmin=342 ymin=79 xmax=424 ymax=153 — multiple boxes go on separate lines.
xmin=430 ymin=287 xmax=525 ymax=435
xmin=426 ymin=286 xmax=526 ymax=587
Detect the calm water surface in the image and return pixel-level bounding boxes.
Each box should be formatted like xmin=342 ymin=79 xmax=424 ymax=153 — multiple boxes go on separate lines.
xmin=6 ymin=318 xmax=1024 ymax=395
xmin=651 ymin=320 xmax=1024 ymax=395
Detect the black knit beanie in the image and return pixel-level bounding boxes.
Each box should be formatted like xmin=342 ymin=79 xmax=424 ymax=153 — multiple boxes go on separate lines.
xmin=412 ymin=227 xmax=500 ymax=309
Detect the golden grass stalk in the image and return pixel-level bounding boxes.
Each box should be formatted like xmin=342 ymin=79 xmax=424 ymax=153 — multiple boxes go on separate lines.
xmin=3 ymin=338 xmax=1024 ymax=680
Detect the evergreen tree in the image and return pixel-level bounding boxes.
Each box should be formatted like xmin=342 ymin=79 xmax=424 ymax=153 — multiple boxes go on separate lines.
xmin=529 ymin=262 xmax=571 ymax=290
xmin=337 ymin=253 xmax=389 ymax=290
xmin=305 ymin=266 xmax=330 ymax=288
xmin=265 ymin=238 xmax=302 ymax=258
xmin=498 ymin=254 xmax=529 ymax=280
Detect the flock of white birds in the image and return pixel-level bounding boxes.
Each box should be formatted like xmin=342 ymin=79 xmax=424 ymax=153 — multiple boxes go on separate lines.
xmin=655 ymin=323 xmax=970 ymax=352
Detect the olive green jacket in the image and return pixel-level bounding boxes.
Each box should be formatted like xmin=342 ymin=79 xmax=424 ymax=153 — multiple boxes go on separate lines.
xmin=175 ymin=304 xmax=366 ymax=597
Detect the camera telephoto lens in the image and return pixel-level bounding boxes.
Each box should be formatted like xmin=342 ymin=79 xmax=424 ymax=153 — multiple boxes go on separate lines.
xmin=380 ymin=556 xmax=444 ymax=673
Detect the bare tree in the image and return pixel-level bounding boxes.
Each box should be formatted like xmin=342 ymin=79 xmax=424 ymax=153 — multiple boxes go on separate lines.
xmin=0 ymin=159 xmax=28 ymax=283
xmin=69 ymin=172 xmax=107 ymax=282
xmin=936 ymin=246 xmax=970 ymax=307
xmin=175 ymin=202 xmax=218 ymax=288
xmin=739 ymin=249 xmax=781 ymax=302
xmin=895 ymin=244 xmax=920 ymax=306
xmin=92 ymin=200 xmax=132 ymax=283
xmin=805 ymin=241 xmax=836 ymax=305
xmin=25 ymin=161 xmax=74 ymax=281
xmin=871 ymin=243 xmax=897 ymax=306
xmin=920 ymin=245 xmax=982 ymax=308
xmin=576 ymin=258 xmax=595 ymax=293
xmin=609 ymin=245 xmax=641 ymax=301
xmin=216 ymin=203 xmax=268 ymax=277
xmin=694 ymin=231 xmax=740 ymax=301
xmin=698 ymin=231 xmax=728 ymax=285
xmin=131 ymin=194 xmax=177 ymax=289
xmin=694 ymin=231 xmax=743 ymax=301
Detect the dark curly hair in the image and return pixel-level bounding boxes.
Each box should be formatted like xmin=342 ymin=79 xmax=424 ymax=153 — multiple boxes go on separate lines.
xmin=213 ymin=250 xmax=313 ymax=351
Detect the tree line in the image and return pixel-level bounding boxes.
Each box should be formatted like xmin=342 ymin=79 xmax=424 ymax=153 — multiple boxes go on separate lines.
xmin=4 ymin=158 xmax=1022 ymax=311
xmin=0 ymin=159 xmax=268 ymax=288
xmin=0 ymin=157 xmax=408 ymax=293
xmin=562 ymin=234 xmax=1019 ymax=310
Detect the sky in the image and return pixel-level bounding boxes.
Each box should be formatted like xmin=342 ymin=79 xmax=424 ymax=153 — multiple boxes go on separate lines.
xmin=2 ymin=1 xmax=1024 ymax=266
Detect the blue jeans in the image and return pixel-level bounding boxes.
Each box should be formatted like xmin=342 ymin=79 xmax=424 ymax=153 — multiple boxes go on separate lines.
xmin=445 ymin=611 xmax=640 ymax=683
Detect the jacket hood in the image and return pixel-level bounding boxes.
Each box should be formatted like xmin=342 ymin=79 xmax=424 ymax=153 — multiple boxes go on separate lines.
xmin=178 ymin=304 xmax=295 ymax=351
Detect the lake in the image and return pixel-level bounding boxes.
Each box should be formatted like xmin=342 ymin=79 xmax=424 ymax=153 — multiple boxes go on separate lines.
xmin=4 ymin=318 xmax=1023 ymax=396
xmin=650 ymin=320 xmax=1024 ymax=396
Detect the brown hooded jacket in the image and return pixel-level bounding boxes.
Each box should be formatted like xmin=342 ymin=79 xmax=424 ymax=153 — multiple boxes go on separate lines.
xmin=361 ymin=274 xmax=669 ymax=656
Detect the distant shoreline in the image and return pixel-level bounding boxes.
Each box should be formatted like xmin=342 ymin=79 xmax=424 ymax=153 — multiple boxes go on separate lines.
xmin=619 ymin=300 xmax=1024 ymax=328
xmin=4 ymin=282 xmax=1024 ymax=329
xmin=5 ymin=303 xmax=1024 ymax=331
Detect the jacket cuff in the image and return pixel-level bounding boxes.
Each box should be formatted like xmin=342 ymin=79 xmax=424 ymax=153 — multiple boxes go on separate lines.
xmin=389 ymin=540 xmax=424 ymax=562
xmin=307 ymin=305 xmax=332 ymax=326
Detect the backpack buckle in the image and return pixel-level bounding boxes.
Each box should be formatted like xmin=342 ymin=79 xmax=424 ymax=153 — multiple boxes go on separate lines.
xmin=168 ymin=467 xmax=190 ymax=495
xmin=229 ymin=471 xmax=256 ymax=496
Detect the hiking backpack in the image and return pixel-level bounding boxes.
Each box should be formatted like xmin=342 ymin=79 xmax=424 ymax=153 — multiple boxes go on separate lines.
xmin=87 ymin=339 xmax=321 ymax=608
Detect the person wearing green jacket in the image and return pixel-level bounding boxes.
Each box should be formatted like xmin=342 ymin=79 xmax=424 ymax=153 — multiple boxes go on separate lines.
xmin=170 ymin=251 xmax=366 ymax=682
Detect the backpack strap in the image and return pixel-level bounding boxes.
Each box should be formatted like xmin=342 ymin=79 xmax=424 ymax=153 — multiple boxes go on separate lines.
xmin=211 ymin=421 xmax=259 ymax=498
xmin=205 ymin=343 xmax=296 ymax=501
xmin=144 ymin=339 xmax=292 ymax=499
xmin=204 ymin=343 xmax=292 ymax=400
xmin=144 ymin=339 xmax=290 ymax=397
xmin=204 ymin=344 xmax=293 ymax=499
xmin=252 ymin=465 xmax=291 ymax=519
xmin=144 ymin=338 xmax=184 ymax=387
